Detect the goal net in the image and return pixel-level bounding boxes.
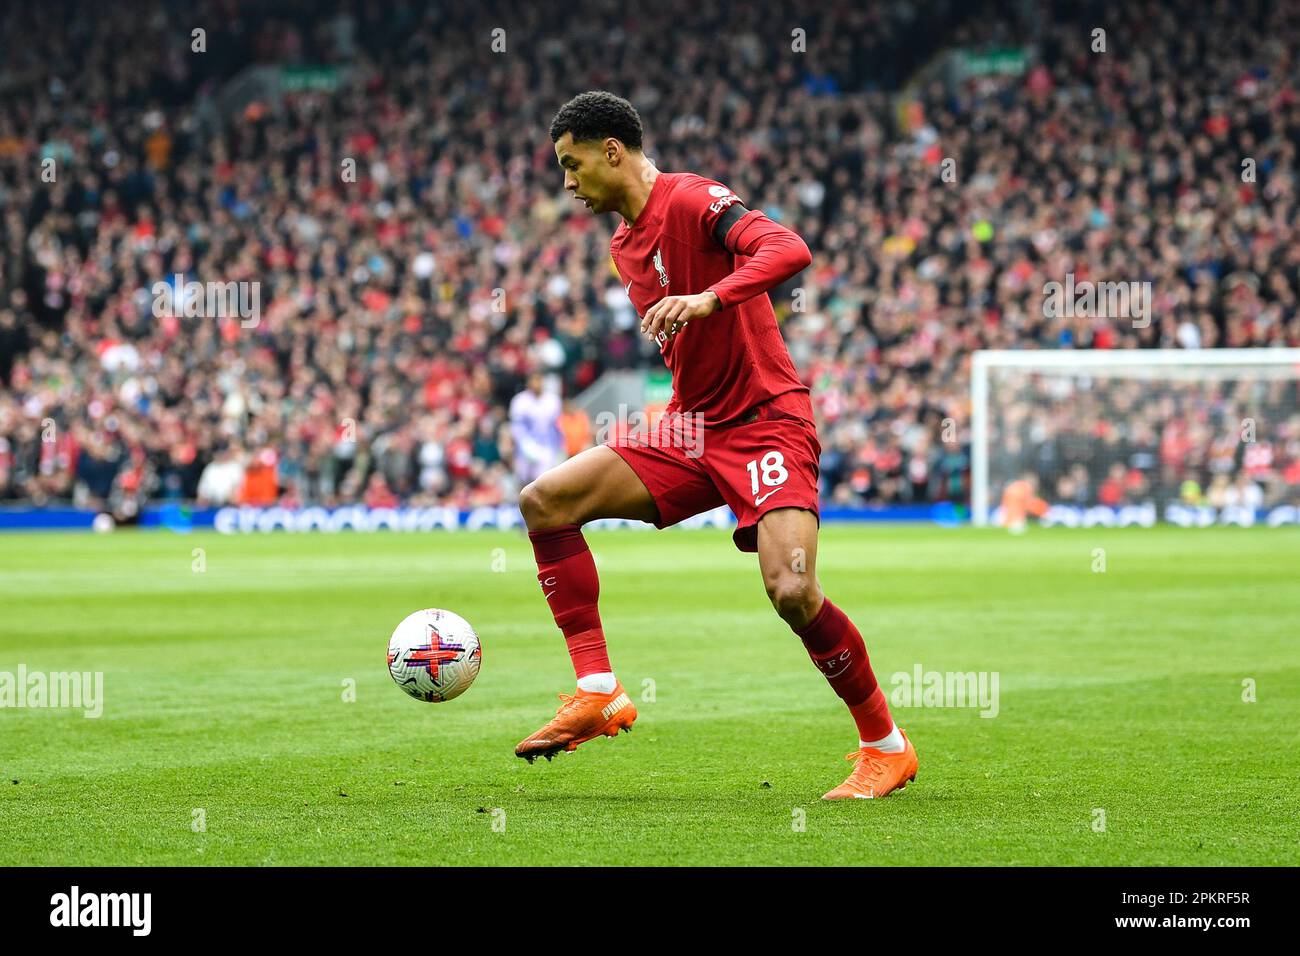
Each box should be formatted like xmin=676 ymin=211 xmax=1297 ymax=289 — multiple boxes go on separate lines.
xmin=971 ymin=349 xmax=1300 ymax=527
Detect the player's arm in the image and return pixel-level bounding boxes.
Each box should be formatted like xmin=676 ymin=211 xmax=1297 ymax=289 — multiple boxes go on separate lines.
xmin=703 ymin=207 xmax=812 ymax=310
xmin=641 ymin=183 xmax=812 ymax=338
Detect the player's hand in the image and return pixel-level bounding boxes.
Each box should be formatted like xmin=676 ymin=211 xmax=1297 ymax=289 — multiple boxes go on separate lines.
xmin=641 ymin=292 xmax=721 ymax=340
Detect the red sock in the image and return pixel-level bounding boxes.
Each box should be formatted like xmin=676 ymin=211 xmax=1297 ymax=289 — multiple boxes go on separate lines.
xmin=795 ymin=598 xmax=894 ymax=742
xmin=528 ymin=524 xmax=611 ymax=680
xmin=848 ymin=686 xmax=893 ymax=746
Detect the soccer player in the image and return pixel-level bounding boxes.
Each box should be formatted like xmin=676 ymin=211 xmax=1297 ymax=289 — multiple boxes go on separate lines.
xmin=509 ymin=372 xmax=564 ymax=486
xmin=516 ymin=91 xmax=917 ymax=799
xmin=999 ymin=472 xmax=1049 ymax=534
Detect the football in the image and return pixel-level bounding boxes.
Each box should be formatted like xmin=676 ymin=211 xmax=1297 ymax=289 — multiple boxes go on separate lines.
xmin=386 ymin=608 xmax=482 ymax=702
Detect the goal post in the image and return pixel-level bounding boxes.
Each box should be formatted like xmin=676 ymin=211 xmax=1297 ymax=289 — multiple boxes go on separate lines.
xmin=971 ymin=349 xmax=1300 ymax=527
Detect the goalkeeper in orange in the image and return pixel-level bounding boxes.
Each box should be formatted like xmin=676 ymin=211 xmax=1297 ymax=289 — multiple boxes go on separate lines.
xmin=999 ymin=472 xmax=1049 ymax=533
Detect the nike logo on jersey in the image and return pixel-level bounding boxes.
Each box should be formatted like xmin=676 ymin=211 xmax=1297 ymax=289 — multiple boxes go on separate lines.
xmin=755 ymin=489 xmax=782 ymax=506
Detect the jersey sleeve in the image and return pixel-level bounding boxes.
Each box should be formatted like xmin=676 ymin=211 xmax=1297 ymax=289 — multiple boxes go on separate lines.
xmin=672 ymin=173 xmax=813 ymax=310
xmin=672 ymin=174 xmax=755 ymax=253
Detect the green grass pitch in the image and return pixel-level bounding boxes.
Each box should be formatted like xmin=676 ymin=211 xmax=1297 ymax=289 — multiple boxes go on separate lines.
xmin=1 ymin=524 xmax=1297 ymax=866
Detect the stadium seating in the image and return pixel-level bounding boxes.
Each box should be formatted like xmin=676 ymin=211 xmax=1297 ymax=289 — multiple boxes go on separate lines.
xmin=1 ymin=0 xmax=1296 ymax=515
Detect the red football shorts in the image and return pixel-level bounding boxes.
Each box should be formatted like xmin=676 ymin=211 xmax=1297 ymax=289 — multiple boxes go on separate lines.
xmin=606 ymin=389 xmax=822 ymax=552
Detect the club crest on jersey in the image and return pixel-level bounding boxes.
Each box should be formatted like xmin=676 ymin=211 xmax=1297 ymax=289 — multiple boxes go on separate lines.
xmin=652 ymin=247 xmax=669 ymax=287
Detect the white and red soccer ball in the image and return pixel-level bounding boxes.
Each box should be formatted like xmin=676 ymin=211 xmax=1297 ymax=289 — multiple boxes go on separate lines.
xmin=387 ymin=608 xmax=482 ymax=702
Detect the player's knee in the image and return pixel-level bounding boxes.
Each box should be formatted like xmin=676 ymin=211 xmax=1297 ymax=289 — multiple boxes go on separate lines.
xmin=518 ymin=481 xmax=551 ymax=529
xmin=519 ymin=478 xmax=573 ymax=530
xmin=766 ymin=573 xmax=821 ymax=627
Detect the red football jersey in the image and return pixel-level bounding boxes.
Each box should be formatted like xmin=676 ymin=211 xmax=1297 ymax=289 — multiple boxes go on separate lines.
xmin=610 ymin=172 xmax=810 ymax=426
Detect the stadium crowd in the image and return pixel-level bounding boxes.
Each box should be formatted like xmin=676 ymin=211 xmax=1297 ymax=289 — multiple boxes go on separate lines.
xmin=1 ymin=0 xmax=1298 ymax=519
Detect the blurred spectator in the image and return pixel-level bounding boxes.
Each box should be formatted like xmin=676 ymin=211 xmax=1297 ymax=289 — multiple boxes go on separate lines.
xmin=238 ymin=448 xmax=280 ymax=506
xmin=559 ymin=399 xmax=593 ymax=460
xmin=364 ymin=472 xmax=399 ymax=509
xmin=197 ymin=445 xmax=246 ymax=507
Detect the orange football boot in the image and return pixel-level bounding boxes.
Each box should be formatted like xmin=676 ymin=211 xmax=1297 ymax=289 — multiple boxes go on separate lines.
xmin=515 ymin=681 xmax=637 ymax=763
xmin=822 ymin=731 xmax=918 ymax=799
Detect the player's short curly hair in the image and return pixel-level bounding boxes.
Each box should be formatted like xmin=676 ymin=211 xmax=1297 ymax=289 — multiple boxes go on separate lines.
xmin=549 ymin=91 xmax=643 ymax=150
